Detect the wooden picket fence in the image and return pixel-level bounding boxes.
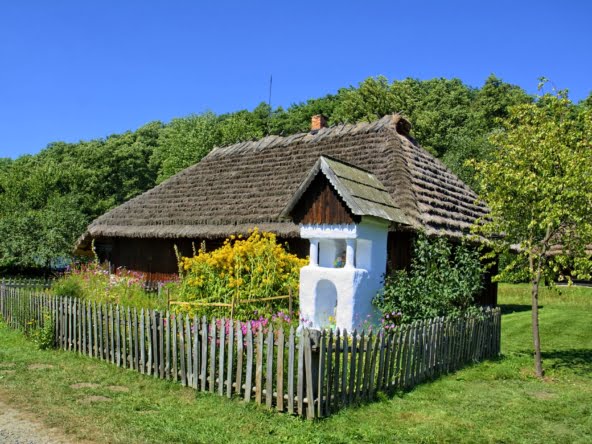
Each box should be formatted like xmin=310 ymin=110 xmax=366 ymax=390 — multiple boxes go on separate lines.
xmin=0 ymin=277 xmax=53 ymax=290
xmin=0 ymin=284 xmax=501 ymax=419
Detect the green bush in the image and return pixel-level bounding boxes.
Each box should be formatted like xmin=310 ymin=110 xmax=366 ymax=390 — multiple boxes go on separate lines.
xmin=52 ymin=276 xmax=84 ymax=299
xmin=374 ymin=234 xmax=484 ymax=324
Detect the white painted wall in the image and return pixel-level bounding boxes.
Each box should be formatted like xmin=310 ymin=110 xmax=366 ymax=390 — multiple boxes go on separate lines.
xmin=298 ymin=217 xmax=389 ymax=331
xmin=299 ymin=266 xmax=373 ymax=331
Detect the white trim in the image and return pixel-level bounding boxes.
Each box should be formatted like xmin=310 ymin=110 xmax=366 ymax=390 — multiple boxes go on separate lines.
xmin=300 ymin=224 xmax=357 ymax=239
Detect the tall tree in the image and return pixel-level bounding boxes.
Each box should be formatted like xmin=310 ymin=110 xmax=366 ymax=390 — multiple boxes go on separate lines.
xmin=471 ymin=85 xmax=592 ymax=377
xmin=150 ymin=112 xmax=220 ymax=183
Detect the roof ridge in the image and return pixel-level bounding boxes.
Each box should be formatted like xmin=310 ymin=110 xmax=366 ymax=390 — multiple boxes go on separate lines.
xmin=205 ymin=114 xmax=401 ymax=160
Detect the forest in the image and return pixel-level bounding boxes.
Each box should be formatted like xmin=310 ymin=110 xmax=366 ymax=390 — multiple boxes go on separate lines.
xmin=0 ymin=75 xmax=589 ymax=272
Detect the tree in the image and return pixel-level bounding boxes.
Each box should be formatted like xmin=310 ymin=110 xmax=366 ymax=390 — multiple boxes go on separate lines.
xmin=471 ymin=85 xmax=592 ymax=377
xmin=150 ymin=112 xmax=220 ymax=183
xmin=0 ymin=159 xmax=87 ymax=270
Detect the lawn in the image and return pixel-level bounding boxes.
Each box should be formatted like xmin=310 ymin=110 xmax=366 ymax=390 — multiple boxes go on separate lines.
xmin=0 ymin=283 xmax=591 ymax=443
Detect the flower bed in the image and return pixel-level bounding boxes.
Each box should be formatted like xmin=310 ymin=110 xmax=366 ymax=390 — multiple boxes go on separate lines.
xmin=52 ymin=262 xmax=175 ymax=310
xmin=176 ymin=229 xmax=307 ymax=319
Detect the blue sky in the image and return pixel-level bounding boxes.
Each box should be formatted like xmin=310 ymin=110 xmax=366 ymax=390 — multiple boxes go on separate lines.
xmin=1 ymin=1 xmax=590 ymax=158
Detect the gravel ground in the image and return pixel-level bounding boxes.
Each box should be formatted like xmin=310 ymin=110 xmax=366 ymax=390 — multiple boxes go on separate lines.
xmin=0 ymin=398 xmax=73 ymax=444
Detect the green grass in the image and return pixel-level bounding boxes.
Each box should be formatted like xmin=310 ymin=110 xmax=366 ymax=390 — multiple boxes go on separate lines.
xmin=1 ymin=284 xmax=591 ymax=443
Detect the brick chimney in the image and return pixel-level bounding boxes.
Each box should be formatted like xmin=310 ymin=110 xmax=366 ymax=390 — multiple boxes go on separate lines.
xmin=311 ymin=114 xmax=327 ymax=131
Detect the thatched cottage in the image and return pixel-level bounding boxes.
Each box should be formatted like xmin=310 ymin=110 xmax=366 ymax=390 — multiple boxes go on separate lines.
xmin=76 ymin=114 xmax=497 ymax=304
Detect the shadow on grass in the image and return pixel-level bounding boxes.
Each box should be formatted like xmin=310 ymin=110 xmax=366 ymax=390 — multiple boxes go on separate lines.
xmin=499 ymin=304 xmax=540 ymax=315
xmin=542 ymin=349 xmax=592 ymax=376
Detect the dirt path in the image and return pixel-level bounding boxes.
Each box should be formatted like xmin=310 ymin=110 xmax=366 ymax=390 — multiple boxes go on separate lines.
xmin=0 ymin=397 xmax=75 ymax=444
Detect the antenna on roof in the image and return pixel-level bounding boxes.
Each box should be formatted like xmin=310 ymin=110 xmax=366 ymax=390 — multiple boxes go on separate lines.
xmin=267 ymin=75 xmax=273 ymax=135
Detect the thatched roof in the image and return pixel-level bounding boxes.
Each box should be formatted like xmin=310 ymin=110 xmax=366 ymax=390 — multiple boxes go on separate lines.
xmin=78 ymin=114 xmax=488 ymax=248
xmin=280 ymin=156 xmax=410 ymax=225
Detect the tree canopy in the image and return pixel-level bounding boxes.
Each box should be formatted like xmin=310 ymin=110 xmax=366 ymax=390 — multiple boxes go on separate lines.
xmin=471 ymin=85 xmax=592 ymax=377
xmin=0 ymin=75 xmax=546 ymax=272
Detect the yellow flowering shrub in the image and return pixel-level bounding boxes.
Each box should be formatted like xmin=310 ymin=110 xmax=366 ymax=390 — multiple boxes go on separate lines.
xmin=177 ymin=229 xmax=307 ymax=318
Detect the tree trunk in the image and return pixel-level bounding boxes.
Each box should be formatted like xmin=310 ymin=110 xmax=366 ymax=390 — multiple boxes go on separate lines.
xmin=530 ymin=226 xmax=552 ymax=379
xmin=531 ymin=273 xmax=544 ymax=378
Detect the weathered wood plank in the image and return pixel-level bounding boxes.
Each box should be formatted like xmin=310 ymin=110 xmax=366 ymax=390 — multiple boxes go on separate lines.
xmin=159 ymin=313 xmax=165 ymax=378
xmin=193 ymin=315 xmax=199 ymax=390
xmin=443 ymin=317 xmax=451 ymax=373
xmin=368 ymin=332 xmax=380 ymax=399
xmin=453 ymin=317 xmax=461 ymax=371
xmin=304 ymin=329 xmax=315 ymax=420
xmin=87 ymin=302 xmax=93 ymax=358
xmin=341 ymin=329 xmax=348 ymax=405
xmin=218 ymin=319 xmax=225 ymax=395
xmin=418 ymin=320 xmax=426 ymax=382
xmin=226 ymin=319 xmax=234 ymax=398
xmin=200 ymin=317 xmax=208 ymax=392
xmin=235 ymin=322 xmax=244 ymax=398
xmin=165 ymin=311 xmax=171 ymax=379
xmin=68 ymin=297 xmax=73 ymax=351
xmin=354 ymin=330 xmax=364 ymax=404
xmin=432 ymin=318 xmax=440 ymax=375
xmin=362 ymin=331 xmax=373 ymax=399
xmin=297 ymin=328 xmax=304 ymax=416
xmin=146 ymin=310 xmax=153 ymax=376
xmin=317 ymin=329 xmax=326 ymax=417
xmin=126 ymin=308 xmax=133 ymax=368
xmin=386 ymin=329 xmax=396 ymax=388
xmin=82 ymin=296 xmax=90 ymax=355
xmin=276 ymin=326 xmax=284 ymax=412
xmin=430 ymin=318 xmax=440 ymax=379
xmin=287 ymin=326 xmax=295 ymax=414
xmin=403 ymin=324 xmax=413 ymax=388
xmin=412 ymin=321 xmax=421 ymax=385
xmin=209 ymin=318 xmax=216 ymax=392
xmin=390 ymin=326 xmax=402 ymax=392
xmin=121 ymin=307 xmax=127 ymax=368
xmin=185 ymin=315 xmax=192 ymax=386
xmin=134 ymin=308 xmax=140 ymax=371
xmin=115 ymin=306 xmax=121 ymax=367
xmin=409 ymin=321 xmax=421 ymax=387
xmin=348 ymin=330 xmax=357 ymax=404
xmin=255 ymin=328 xmax=264 ymax=404
xmin=244 ymin=322 xmax=253 ymax=402
xmin=139 ymin=309 xmax=146 ymax=374
xmin=109 ymin=304 xmax=115 ymax=364
xmin=265 ymin=326 xmax=274 ymax=408
xmin=179 ymin=314 xmax=186 ymax=386
xmin=75 ymin=298 xmax=80 ymax=353
xmin=172 ymin=314 xmax=178 ymax=382
xmin=98 ymin=304 xmax=105 ymax=361
xmin=393 ymin=325 xmax=409 ymax=390
xmin=426 ymin=319 xmax=435 ymax=378
xmin=376 ymin=331 xmax=386 ymax=392
xmin=332 ymin=329 xmax=341 ymax=411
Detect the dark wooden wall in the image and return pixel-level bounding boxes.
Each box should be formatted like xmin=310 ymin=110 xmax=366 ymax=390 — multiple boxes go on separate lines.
xmin=95 ymin=236 xmax=309 ymax=276
xmin=291 ymin=174 xmax=360 ymax=225
xmin=387 ymin=231 xmax=414 ymax=273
